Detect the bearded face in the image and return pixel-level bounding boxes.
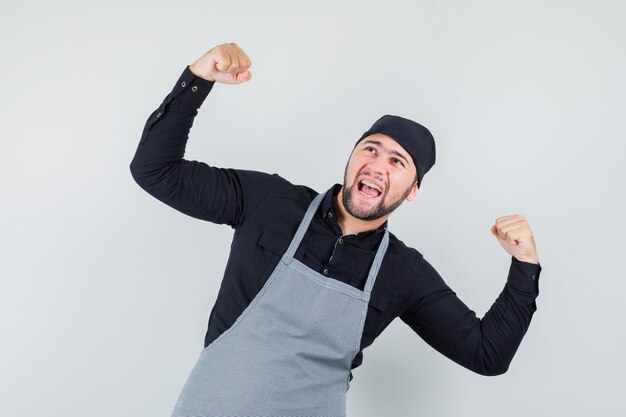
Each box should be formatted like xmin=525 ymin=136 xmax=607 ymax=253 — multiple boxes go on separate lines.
xmin=341 ymin=134 xmax=418 ymax=221
xmin=341 ymin=168 xmax=415 ymax=220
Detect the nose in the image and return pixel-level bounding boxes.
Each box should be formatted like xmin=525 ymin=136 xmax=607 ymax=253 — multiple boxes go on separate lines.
xmin=368 ymin=158 xmax=387 ymax=178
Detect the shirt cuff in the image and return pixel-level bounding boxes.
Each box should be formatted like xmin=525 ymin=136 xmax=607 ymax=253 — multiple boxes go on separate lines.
xmin=166 ymin=65 xmax=215 ymax=110
xmin=506 ymin=255 xmax=541 ymax=293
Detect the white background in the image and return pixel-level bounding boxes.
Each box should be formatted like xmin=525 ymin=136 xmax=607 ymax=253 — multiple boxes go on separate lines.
xmin=1 ymin=1 xmax=624 ymax=416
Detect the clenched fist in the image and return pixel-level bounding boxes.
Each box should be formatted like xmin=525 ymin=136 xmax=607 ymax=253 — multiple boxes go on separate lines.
xmin=490 ymin=215 xmax=540 ymax=264
xmin=189 ymin=42 xmax=252 ymax=84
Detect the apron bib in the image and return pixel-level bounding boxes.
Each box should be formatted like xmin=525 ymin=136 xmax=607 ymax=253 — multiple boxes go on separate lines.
xmin=170 ymin=189 xmax=390 ymax=417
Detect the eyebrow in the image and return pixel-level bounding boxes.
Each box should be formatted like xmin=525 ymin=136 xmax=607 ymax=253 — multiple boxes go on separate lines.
xmin=361 ymin=139 xmax=411 ymax=167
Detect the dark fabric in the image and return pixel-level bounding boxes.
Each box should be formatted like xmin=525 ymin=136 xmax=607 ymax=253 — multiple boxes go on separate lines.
xmin=130 ymin=65 xmax=543 ymax=381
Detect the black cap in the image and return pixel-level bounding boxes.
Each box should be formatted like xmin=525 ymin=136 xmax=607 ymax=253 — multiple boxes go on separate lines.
xmin=355 ymin=114 xmax=436 ymax=187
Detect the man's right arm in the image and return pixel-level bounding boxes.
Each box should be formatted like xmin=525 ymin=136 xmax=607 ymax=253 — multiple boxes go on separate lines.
xmin=129 ymin=45 xmax=279 ymax=227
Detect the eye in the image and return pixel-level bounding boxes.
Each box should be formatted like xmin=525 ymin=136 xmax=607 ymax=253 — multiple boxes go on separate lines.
xmin=393 ymin=158 xmax=405 ymax=167
xmin=364 ymin=146 xmax=377 ymax=154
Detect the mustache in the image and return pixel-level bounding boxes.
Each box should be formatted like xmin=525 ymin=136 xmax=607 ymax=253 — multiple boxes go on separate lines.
xmin=354 ymin=171 xmax=386 ymax=188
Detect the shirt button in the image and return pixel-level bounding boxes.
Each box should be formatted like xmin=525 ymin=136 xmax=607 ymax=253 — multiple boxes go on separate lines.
xmin=338 ymin=238 xmax=343 ymax=244
xmin=181 ymin=81 xmax=187 ymax=87
xmin=323 ymin=268 xmax=329 ymax=275
xmin=191 ymin=85 xmax=198 ymax=92
xmin=156 ymin=112 xmax=162 ymax=117
xmin=328 ymin=212 xmax=333 ymax=218
xmin=531 ymin=274 xmax=536 ymax=280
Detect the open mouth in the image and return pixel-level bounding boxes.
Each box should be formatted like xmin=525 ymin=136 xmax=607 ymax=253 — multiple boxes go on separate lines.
xmin=357 ymin=179 xmax=383 ymax=198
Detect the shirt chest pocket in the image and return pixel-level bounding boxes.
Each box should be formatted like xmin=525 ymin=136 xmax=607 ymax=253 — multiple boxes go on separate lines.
xmin=255 ymin=228 xmax=291 ymax=286
xmin=368 ymin=291 xmax=390 ymax=313
xmin=257 ymin=227 xmax=291 ymax=255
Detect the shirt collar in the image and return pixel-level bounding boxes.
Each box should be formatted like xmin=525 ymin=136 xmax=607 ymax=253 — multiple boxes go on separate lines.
xmin=320 ymin=183 xmax=388 ymax=241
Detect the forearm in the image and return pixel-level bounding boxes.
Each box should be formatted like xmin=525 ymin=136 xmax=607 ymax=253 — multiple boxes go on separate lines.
xmin=128 ymin=65 xmax=283 ymax=226
xmin=469 ymin=257 xmax=541 ymax=375
xmin=402 ymin=256 xmax=542 ymax=376
xmin=129 ymin=66 xmax=214 ymax=189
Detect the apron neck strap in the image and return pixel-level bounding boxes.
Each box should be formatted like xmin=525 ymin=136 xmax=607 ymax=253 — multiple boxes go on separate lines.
xmin=363 ymin=228 xmax=389 ymax=295
xmin=283 ymin=187 xmax=390 ymax=296
xmin=283 ymin=190 xmax=326 ymax=260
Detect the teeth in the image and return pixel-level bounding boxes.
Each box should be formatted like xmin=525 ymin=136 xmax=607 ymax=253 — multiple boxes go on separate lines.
xmin=361 ymin=179 xmax=382 ymax=192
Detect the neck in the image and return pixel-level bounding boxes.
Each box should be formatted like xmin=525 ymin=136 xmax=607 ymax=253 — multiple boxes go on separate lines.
xmin=333 ymin=188 xmax=388 ymax=236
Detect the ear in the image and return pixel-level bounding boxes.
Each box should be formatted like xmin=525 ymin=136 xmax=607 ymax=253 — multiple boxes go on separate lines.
xmin=405 ymin=182 xmax=419 ymax=202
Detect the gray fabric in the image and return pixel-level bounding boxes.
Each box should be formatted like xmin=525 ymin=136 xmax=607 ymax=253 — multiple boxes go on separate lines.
xmin=170 ymin=190 xmax=390 ymax=417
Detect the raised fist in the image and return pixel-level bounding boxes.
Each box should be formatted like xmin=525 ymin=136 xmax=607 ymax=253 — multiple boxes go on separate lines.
xmin=189 ymin=42 xmax=252 ymax=84
xmin=490 ymin=214 xmax=539 ymax=264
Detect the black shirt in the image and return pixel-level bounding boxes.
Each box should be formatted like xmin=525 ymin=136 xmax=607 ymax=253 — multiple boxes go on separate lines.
xmin=130 ymin=65 xmax=542 ymax=381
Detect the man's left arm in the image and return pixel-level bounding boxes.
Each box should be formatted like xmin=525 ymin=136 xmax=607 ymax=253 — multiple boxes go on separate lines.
xmin=399 ymin=215 xmax=542 ymax=376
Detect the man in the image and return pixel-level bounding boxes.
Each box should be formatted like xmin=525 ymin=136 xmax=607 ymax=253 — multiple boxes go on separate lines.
xmin=130 ymin=42 xmax=542 ymax=417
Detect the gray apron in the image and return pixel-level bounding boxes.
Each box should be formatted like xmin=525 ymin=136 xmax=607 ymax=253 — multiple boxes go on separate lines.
xmin=170 ymin=189 xmax=390 ymax=417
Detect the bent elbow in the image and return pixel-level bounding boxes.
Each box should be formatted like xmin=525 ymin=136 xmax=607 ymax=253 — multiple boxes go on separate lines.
xmin=469 ymin=345 xmax=513 ymax=376
xmin=129 ymin=159 xmax=159 ymax=193
xmin=477 ymin=364 xmax=509 ymax=377
xmin=129 ymin=160 xmax=142 ymax=185
xmin=129 ymin=157 xmax=160 ymax=189
xmin=476 ymin=356 xmax=512 ymax=377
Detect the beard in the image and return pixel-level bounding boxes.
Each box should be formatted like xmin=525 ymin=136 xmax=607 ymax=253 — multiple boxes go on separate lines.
xmin=341 ymin=169 xmax=414 ymax=221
